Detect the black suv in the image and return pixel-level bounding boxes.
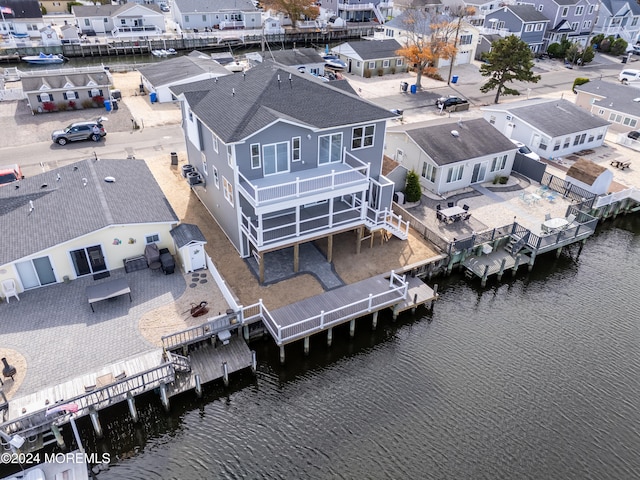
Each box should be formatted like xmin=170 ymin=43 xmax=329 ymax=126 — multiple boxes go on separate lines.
xmin=628 ymin=130 xmax=640 ymax=140
xmin=51 ymin=118 xmax=107 ymax=145
xmin=436 ymin=96 xmax=468 ymax=108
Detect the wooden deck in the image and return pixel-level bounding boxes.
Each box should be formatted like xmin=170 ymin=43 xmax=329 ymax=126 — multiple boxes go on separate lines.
xmin=168 ymin=335 xmax=253 ymax=397
xmin=393 ymin=276 xmax=437 ymax=314
xmin=462 ymin=249 xmax=530 ymax=278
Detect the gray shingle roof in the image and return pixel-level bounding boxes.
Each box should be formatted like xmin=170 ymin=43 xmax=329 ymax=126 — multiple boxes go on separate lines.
xmin=600 ymin=0 xmax=640 ymax=15
xmin=175 ymin=0 xmax=257 ymax=13
xmin=73 ymin=3 xmax=161 ymax=17
xmin=575 ymin=79 xmax=640 ymax=117
xmin=339 ymin=39 xmax=403 ymax=60
xmin=405 ymin=118 xmax=516 ymax=166
xmin=507 ymin=4 xmax=549 ymax=22
xmin=265 ymin=48 xmax=325 ymax=66
xmin=169 ymin=61 xmax=395 ymax=143
xmin=0 ymin=159 xmax=178 ymax=265
xmin=506 ymin=99 xmax=611 ymax=136
xmin=138 ymin=52 xmax=229 ymax=87
xmin=170 ymin=223 xmax=207 ymax=248
xmin=20 ymin=71 xmax=111 ymax=92
xmin=2 ymin=0 xmax=42 ymax=19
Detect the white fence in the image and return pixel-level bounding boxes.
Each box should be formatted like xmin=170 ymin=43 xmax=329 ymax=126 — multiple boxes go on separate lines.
xmin=0 ymin=88 xmax=25 ymax=101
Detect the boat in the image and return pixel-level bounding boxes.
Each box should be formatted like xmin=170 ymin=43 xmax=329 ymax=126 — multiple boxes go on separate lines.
xmin=323 ymin=55 xmax=347 ymax=70
xmin=21 ymin=52 xmax=67 ymax=65
xmin=0 ymin=449 xmax=90 ymax=480
xmin=10 ymin=32 xmax=29 ymax=39
xmin=151 ymin=50 xmax=165 ymax=56
xmin=167 ymin=48 xmax=177 ymax=55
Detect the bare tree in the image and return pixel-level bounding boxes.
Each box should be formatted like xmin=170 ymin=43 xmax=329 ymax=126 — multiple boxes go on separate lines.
xmin=260 ymin=0 xmax=319 ymax=28
xmin=446 ymin=4 xmax=477 ymax=85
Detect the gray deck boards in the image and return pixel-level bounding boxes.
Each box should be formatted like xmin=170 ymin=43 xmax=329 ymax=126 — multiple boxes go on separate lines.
xmin=394 ymin=276 xmax=436 ymax=313
xmin=462 ymin=250 xmax=530 ymax=277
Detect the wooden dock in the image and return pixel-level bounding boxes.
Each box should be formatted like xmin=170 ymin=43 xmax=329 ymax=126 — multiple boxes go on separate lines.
xmin=393 ymin=276 xmax=437 ymax=315
xmin=462 ymin=249 xmax=530 ymax=285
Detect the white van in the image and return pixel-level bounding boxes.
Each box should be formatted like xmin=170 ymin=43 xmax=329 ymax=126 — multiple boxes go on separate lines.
xmin=619 ymin=69 xmax=640 ymax=83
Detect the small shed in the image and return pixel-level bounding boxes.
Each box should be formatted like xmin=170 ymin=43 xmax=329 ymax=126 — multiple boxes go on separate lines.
xmin=565 ymin=157 xmax=613 ymax=195
xmin=169 ymin=223 xmax=207 ymax=273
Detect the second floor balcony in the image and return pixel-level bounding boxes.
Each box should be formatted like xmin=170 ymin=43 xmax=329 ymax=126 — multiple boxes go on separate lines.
xmin=111 ymin=25 xmax=163 ymax=37
xmin=338 ymin=2 xmax=377 ymax=12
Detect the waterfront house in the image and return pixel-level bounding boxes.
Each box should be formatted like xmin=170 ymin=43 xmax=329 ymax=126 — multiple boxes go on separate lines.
xmin=72 ymin=3 xmax=165 ymax=37
xmin=384 ymin=118 xmax=517 ymax=196
xmin=0 ymin=159 xmax=178 ymax=297
xmin=172 ymin=0 xmax=261 ymax=32
xmin=573 ymin=79 xmax=640 ymax=134
xmin=482 ymin=98 xmax=611 ymax=160
xmin=519 ymin=0 xmax=599 ymax=49
xmin=138 ymin=51 xmax=230 ymax=103
xmin=483 ymin=5 xmax=550 ymax=53
xmin=331 ymin=39 xmax=406 ymax=76
xmin=0 ymin=0 xmax=44 ymax=39
xmin=39 ymin=25 xmax=60 ymax=46
xmin=565 ymin=157 xmax=613 ymax=195
xmin=264 ymin=48 xmax=326 ymax=77
xmin=169 ymin=61 xmax=407 ymax=282
xmin=21 ymin=69 xmax=111 ymax=114
xmin=593 ymin=0 xmax=640 ymax=46
xmin=320 ymin=0 xmax=391 ymax=24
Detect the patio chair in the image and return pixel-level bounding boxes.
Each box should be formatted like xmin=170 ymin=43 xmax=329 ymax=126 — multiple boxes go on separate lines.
xmin=436 ymin=204 xmax=442 ymax=211
xmin=547 ymin=194 xmax=556 ymax=203
xmin=463 ymin=204 xmax=470 ymax=211
xmin=544 ymin=213 xmax=551 ymax=221
xmin=566 ymin=213 xmax=576 ymax=225
xmin=447 ymin=201 xmax=454 ymax=208
xmin=1 ymin=279 xmax=19 ymax=303
xmin=463 ymin=213 xmax=472 ymax=221
xmin=144 ymin=243 xmax=161 ymax=269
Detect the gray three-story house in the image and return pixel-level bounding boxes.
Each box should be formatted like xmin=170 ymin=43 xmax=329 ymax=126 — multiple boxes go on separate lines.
xmin=170 ymin=62 xmax=408 ymax=282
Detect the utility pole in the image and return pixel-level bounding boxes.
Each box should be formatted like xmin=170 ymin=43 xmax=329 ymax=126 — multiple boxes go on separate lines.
xmin=447 ymin=6 xmax=475 ymax=86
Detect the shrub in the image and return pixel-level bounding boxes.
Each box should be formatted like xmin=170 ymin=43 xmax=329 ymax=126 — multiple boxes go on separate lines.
xmin=57 ymin=102 xmax=68 ymax=111
xmin=424 ymin=66 xmax=443 ymax=81
xmin=590 ymin=34 xmax=605 ymax=49
xmin=546 ymin=43 xmax=562 ymax=58
xmin=68 ymin=100 xmax=77 ymax=109
xmin=499 ymin=176 xmax=509 ymax=185
xmin=377 ymin=67 xmax=384 ymax=76
xmin=572 ymin=77 xmax=589 ymax=93
xmin=405 ymin=170 xmax=422 ymax=203
xmin=42 ymin=101 xmax=56 ymax=112
xmin=390 ymin=66 xmax=396 ymax=74
xmin=81 ymin=99 xmax=94 ymax=109
xmin=611 ymin=38 xmax=628 ymax=56
xmin=92 ymin=95 xmax=104 ymax=106
xmin=363 ymin=69 xmax=372 ymax=78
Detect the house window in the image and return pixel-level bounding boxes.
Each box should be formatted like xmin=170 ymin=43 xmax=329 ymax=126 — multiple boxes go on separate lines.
xmin=459 ymin=34 xmax=473 ymax=45
xmin=262 ymin=142 xmax=289 ymax=175
xmin=104 ymin=18 xmax=108 ymax=23
xmin=185 ymin=15 xmax=189 ymax=22
xmin=583 ymin=21 xmax=591 ymax=29
xmin=318 ymin=133 xmax=342 ymax=164
xmin=561 ymin=7 xmax=568 ymax=16
xmin=356 ymin=61 xmax=361 ymax=67
xmin=201 ymin=152 xmax=208 ymax=176
xmin=63 ymin=91 xmax=78 ymax=100
xmin=632 ymin=18 xmax=639 ymax=27
xmin=120 ymin=19 xmax=126 ymax=26
xmin=573 ymin=133 xmax=587 ymax=145
xmin=489 ymin=115 xmax=496 ymax=125
xmin=145 ymin=234 xmax=160 ymax=244
xmin=227 ymin=145 xmax=233 ymax=166
xmin=368 ymin=61 xmax=375 ymax=70
xmin=292 ymin=137 xmax=301 ymax=161
xmin=525 ymin=24 xmax=533 ymax=32
xmin=588 ymin=133 xmax=595 ymax=142
xmin=223 ymin=177 xmax=234 ymax=206
xmin=553 ymin=140 xmax=560 ymax=151
xmin=539 ymin=137 xmax=548 ymax=151
xmin=575 ymin=5 xmax=584 ymax=15
xmin=213 ymin=166 xmax=219 ymax=188
xmin=188 ymin=109 xmax=193 ymax=122
xmin=608 ymin=112 xmax=622 ymax=123
xmin=490 ymin=155 xmax=507 ymax=172
xmin=383 ymin=59 xmax=390 ymax=68
xmin=571 ymin=22 xmax=579 ymax=31
xmin=446 ymin=165 xmax=464 ymax=183
xmin=588 ymin=5 xmax=594 ymax=14
xmin=213 ymin=135 xmax=219 ymax=153
xmin=70 ymin=245 xmax=107 ymax=276
xmin=250 ymin=143 xmax=261 ymax=169
xmin=537 ymin=5 xmax=543 ymax=11
xmin=596 ymin=130 xmax=604 ymax=140
xmin=598 ymin=109 xmax=604 ymax=115
xmin=84 ymin=19 xmax=90 ymax=26
xmin=38 ymin=93 xmax=51 ymax=102
xmin=421 ymin=162 xmax=436 ymax=182
xmin=396 ymin=58 xmax=403 ymax=66
xmin=535 ymin=23 xmax=543 ymax=31
xmin=563 ymin=137 xmax=570 ymax=148
xmin=202 ymin=15 xmax=206 ymax=22
xmin=352 ymin=125 xmax=375 ymax=149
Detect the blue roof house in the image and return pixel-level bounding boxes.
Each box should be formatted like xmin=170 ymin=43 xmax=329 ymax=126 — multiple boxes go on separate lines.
xmin=484 ymin=5 xmax=550 ymax=53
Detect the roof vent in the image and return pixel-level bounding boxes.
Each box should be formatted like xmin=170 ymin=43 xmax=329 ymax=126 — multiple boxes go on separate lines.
xmin=104 ymin=176 xmax=116 ymax=183
xmin=451 ymin=130 xmax=459 ymax=137
xmin=40 ymin=183 xmax=48 ymax=189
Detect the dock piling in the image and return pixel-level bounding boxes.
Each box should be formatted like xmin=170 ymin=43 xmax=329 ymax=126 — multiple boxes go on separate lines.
xmin=372 ymin=311 xmax=378 ymax=330
xmin=194 ymin=375 xmax=202 ymax=398
xmin=431 ymin=284 xmax=438 ymax=310
xmin=251 ymin=350 xmax=257 ymax=373
xmin=349 ymin=319 xmax=355 ymax=338
xmin=303 ymin=337 xmax=310 ymax=356
xmin=127 ymin=393 xmax=138 ymax=422
xmin=279 ymin=345 xmax=285 ymax=364
xmin=327 ymin=328 xmax=333 ymax=346
xmin=222 ymin=362 xmax=229 ymax=387
xmin=159 ymin=382 xmax=170 ymax=412
xmin=51 ymin=424 xmax=65 ymax=449
xmin=89 ymin=407 xmax=103 ymax=438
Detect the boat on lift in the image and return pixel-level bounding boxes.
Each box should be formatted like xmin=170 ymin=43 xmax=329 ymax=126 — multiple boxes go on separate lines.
xmin=323 ymin=55 xmax=347 ymax=70
xmin=21 ymin=52 xmax=67 ymax=65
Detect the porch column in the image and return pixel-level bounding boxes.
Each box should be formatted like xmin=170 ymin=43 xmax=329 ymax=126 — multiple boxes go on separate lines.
xmin=259 ymin=251 xmax=265 ymax=284
xmin=356 ymin=226 xmax=363 ymax=255
xmin=327 ymin=234 xmax=333 ymax=263
xmin=294 ymin=243 xmax=299 ymax=273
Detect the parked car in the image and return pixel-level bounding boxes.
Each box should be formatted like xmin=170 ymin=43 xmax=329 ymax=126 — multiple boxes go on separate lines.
xmin=619 ymin=69 xmax=640 ymax=84
xmin=436 ymin=96 xmax=468 ymax=108
xmin=160 ymin=3 xmax=170 ymax=11
xmin=626 ymin=45 xmax=640 ymax=56
xmin=51 ymin=118 xmax=107 ymax=145
xmin=510 ymin=140 xmax=540 ymax=161
xmin=628 ymin=130 xmax=640 ymax=140
xmin=0 ymin=164 xmax=24 ymax=187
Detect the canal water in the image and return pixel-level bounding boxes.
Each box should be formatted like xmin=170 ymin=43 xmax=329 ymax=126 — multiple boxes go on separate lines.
xmin=66 ymin=214 xmax=639 ymax=480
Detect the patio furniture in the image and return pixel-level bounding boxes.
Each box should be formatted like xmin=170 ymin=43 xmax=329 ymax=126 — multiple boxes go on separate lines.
xmin=86 ymin=277 xmax=131 ymax=312
xmin=144 ymin=243 xmax=161 ymax=271
xmin=1 ymin=279 xmax=19 ymax=303
xmin=462 ymin=204 xmax=470 ymax=211
xmin=542 ymin=217 xmax=569 ymax=234
xmin=440 ymin=205 xmax=466 ymax=223
xmin=566 ymin=213 xmax=576 ymax=225
xmin=160 ymin=252 xmax=175 ymax=275
xmin=544 ymin=213 xmax=551 ymax=221
xmin=447 ymin=201 xmax=455 ymax=208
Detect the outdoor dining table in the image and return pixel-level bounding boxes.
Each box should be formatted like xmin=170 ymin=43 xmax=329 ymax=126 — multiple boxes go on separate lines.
xmin=542 ymin=217 xmax=569 ymax=233
xmin=440 ymin=205 xmax=466 ymax=222
xmin=86 ymin=277 xmax=131 ymax=312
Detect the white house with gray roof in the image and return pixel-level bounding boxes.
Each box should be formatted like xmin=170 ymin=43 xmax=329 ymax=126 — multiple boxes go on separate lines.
xmin=0 ymin=159 xmax=178 ymax=296
xmin=169 ymin=61 xmax=407 ymax=281
xmin=573 ymin=79 xmax=640 ymax=133
xmin=331 ymin=39 xmax=406 ymax=76
xmin=172 ymin=0 xmax=261 ymax=32
xmin=384 ymin=118 xmax=518 ymax=195
xmin=482 ymin=98 xmax=611 ymax=160
xmin=137 ymin=51 xmax=230 ymax=103
xmin=73 ymin=3 xmax=165 ymax=37
xmin=593 ymin=0 xmax=640 ymax=46
xmin=264 ymin=48 xmax=326 ymax=77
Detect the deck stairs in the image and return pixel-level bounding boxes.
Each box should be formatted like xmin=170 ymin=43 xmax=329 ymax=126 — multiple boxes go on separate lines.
xmin=364 ymin=210 xmax=409 ymax=241
xmin=373 ymin=5 xmax=385 ymax=24
xmin=504 ymin=234 xmax=528 ymax=255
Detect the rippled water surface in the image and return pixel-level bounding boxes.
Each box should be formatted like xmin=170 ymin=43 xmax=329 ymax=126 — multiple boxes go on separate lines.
xmin=67 ymin=216 xmax=640 ymax=479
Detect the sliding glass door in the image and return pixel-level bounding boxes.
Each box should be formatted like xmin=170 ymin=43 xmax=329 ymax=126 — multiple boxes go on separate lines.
xmin=70 ymin=245 xmax=107 ymax=277
xmin=15 ymin=256 xmax=57 ymax=289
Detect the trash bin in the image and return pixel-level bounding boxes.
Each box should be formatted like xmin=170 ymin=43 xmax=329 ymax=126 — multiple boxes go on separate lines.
xmin=112 ymin=99 xmax=118 ymax=111
xmin=410 ymin=84 xmax=417 ymax=94
xmin=401 ymin=81 xmax=408 ymax=92
xmin=104 ymin=99 xmax=111 ymax=111
xmin=150 ymin=92 xmax=157 ymax=103
xmin=110 ymin=89 xmax=121 ymax=100
xmin=622 ymin=56 xmax=628 ymax=63
xmin=171 ymin=152 xmax=178 ymax=166
xmin=451 ymin=75 xmax=459 ymax=84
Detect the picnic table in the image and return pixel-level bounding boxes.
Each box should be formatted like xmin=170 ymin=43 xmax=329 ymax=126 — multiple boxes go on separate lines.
xmin=86 ymin=277 xmax=131 ymax=312
xmin=610 ymin=159 xmax=631 ymax=170
xmin=541 ymin=217 xmax=569 ymax=234
xmin=440 ymin=205 xmax=466 ymax=223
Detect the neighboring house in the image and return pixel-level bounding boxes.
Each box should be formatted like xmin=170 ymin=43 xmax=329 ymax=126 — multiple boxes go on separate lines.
xmin=39 ymin=25 xmax=60 ymax=46
xmin=525 ymin=0 xmax=599 ymax=48
xmin=59 ymin=24 xmax=81 ymax=44
xmin=72 ymin=3 xmax=165 ymax=37
xmin=138 ymin=51 xmax=230 ymax=103
xmin=0 ymin=0 xmax=44 ymax=38
xmin=450 ymin=0 xmax=507 ymax=28
xmin=484 ymin=5 xmax=550 ymax=53
xmin=482 ymin=98 xmax=611 ymax=159
xmin=321 ymin=0 xmax=391 ymax=24
xmin=384 ymin=118 xmax=517 ymax=195
xmin=573 ymin=79 xmax=640 ymax=133
xmin=332 ymin=39 xmax=406 ymax=76
xmin=0 ymin=159 xmax=178 ymax=295
xmin=262 ymin=16 xmax=284 ymax=34
xmin=21 ymin=69 xmax=111 ymax=114
xmin=264 ymin=48 xmax=326 ymax=77
xmin=40 ymin=0 xmax=68 ymax=15
xmin=172 ymin=0 xmax=261 ymax=32
xmin=593 ymin=0 xmax=640 ymax=46
xmin=475 ymin=32 xmax=501 ymax=60
xmin=391 ymin=0 xmax=442 ymax=18
xmin=384 ymin=12 xmax=479 ymax=66
xmin=169 ymin=62 xmax=406 ymax=279
xmin=565 ymin=157 xmax=613 ymax=195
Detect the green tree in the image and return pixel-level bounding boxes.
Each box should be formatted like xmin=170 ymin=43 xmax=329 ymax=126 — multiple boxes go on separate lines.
xmin=611 ymin=38 xmax=628 ymax=56
xmin=480 ymin=35 xmax=541 ymax=104
xmin=565 ymin=43 xmax=581 ymax=65
xmin=404 ymin=170 xmax=422 ymax=203
xmin=580 ymin=45 xmax=595 ymax=64
xmin=590 ymin=34 xmax=605 ymax=48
